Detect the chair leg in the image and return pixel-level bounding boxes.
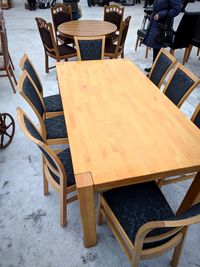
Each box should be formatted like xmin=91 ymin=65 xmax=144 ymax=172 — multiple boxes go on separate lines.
xmin=43 ymin=159 xmax=49 ymax=196
xmin=9 ymin=52 xmax=15 ymax=70
xmin=182 ymin=48 xmax=188 ymax=65
xmin=171 ymin=229 xmax=187 ymax=267
xmin=60 ymin=181 xmax=67 ymax=227
xmin=9 ymin=65 xmax=17 ymax=85
xmin=197 ymin=48 xmax=200 ymax=57
xmin=45 ymin=53 xmax=49 ymax=73
xmin=135 ymin=36 xmax=139 ymax=51
xmin=6 ymin=67 xmax=16 ymax=93
xmin=97 ymin=195 xmax=103 ymax=225
xmin=186 ymin=45 xmax=193 ymax=63
xmin=145 ymin=47 xmax=149 ymax=58
xmin=121 ymin=50 xmax=124 ymax=58
xmin=170 ymin=49 xmax=174 ymax=56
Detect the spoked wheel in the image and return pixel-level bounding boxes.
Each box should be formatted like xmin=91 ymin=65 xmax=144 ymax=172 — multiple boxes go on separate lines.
xmin=0 ymin=113 xmax=15 ymax=149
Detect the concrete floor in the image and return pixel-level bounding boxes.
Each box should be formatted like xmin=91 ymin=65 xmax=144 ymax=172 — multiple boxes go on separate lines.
xmin=0 ymin=1 xmax=200 ymax=267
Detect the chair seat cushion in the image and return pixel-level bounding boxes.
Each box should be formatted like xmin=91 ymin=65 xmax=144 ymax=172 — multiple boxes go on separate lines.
xmin=58 ymin=44 xmax=76 ymax=56
xmin=44 ymin=115 xmax=67 ymax=139
xmin=57 ymin=34 xmax=74 ymax=45
xmin=43 ymin=94 xmax=63 ymax=113
xmin=137 ymin=29 xmax=147 ymax=39
xmin=103 ymin=182 xmax=175 ymax=248
xmin=106 ymin=33 xmax=119 ymax=43
xmin=191 ymin=38 xmax=200 ymax=48
xmin=49 ymin=148 xmax=75 ymax=186
xmin=105 ymin=41 xmax=117 ymax=54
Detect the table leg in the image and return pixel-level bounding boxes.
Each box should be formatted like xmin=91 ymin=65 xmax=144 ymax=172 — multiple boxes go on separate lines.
xmin=75 ymin=172 xmax=97 ymax=247
xmin=176 ymin=172 xmax=200 ymax=215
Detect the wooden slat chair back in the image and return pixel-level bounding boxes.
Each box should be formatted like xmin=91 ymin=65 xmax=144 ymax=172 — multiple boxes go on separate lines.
xmin=17 ymin=108 xmax=77 ymax=226
xmin=74 ymin=36 xmax=105 ymax=61
xmin=148 ymin=48 xmax=177 ymax=88
xmin=104 ymin=16 xmax=131 ymax=59
xmin=51 ymin=3 xmax=73 ymax=45
xmin=17 ymin=71 xmax=67 ymax=145
xmin=163 ymin=63 xmax=200 ymax=108
xmin=98 ymin=182 xmax=200 ymax=267
xmin=0 ymin=30 xmax=16 ymax=93
xmin=19 ymin=54 xmax=63 ymax=118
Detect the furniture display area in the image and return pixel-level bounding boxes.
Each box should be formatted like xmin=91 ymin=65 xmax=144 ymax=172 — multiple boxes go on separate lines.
xmin=57 ymin=59 xmax=200 ymax=248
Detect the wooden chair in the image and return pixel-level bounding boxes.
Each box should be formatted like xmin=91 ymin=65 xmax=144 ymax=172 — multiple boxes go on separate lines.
xmin=35 ymin=17 xmax=77 ymax=73
xmin=163 ymin=63 xmax=200 ymax=108
xmin=104 ymin=16 xmax=131 ymax=59
xmin=17 ymin=107 xmax=77 ymax=226
xmin=104 ymin=4 xmax=124 ymax=44
xmin=0 ymin=30 xmax=16 ymax=93
xmin=51 ymin=3 xmax=74 ymax=46
xmin=158 ymin=102 xmax=200 ymax=187
xmin=148 ymin=48 xmax=177 ymax=89
xmin=19 ymin=53 xmax=63 ymax=118
xmin=74 ymin=36 xmax=105 ymax=61
xmin=0 ymin=17 xmax=15 ymax=70
xmin=18 ymin=71 xmax=68 ymax=145
xmin=98 ymin=181 xmax=200 ymax=267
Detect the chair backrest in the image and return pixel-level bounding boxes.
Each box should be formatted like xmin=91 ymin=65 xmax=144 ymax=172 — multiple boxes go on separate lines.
xmin=74 ymin=36 xmax=105 ymax=61
xmin=115 ymin=16 xmax=131 ymax=54
xmin=163 ymin=63 xmax=200 ymax=108
xmin=0 ymin=30 xmax=9 ymax=68
xmin=51 ymin=4 xmax=72 ymax=33
xmin=191 ymin=16 xmax=200 ymax=44
xmin=133 ymin=202 xmax=200 ymax=261
xmin=17 ymin=71 xmax=47 ymax=139
xmin=172 ymin=13 xmax=200 ymax=49
xmin=17 ymin=107 xmax=66 ymax=186
xmin=149 ymin=48 xmax=177 ymax=88
xmin=104 ymin=4 xmax=124 ymax=31
xmin=19 ymin=54 xmax=43 ymax=96
xmin=191 ymin=103 xmax=200 ymax=129
xmin=35 ymin=17 xmax=58 ymax=57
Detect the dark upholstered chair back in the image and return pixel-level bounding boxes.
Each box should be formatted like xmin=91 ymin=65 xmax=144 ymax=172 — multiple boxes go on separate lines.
xmin=149 ymin=48 xmax=176 ymax=88
xmin=35 ymin=17 xmax=56 ymax=55
xmin=20 ymin=72 xmax=45 ymax=119
xmin=171 ymin=14 xmax=200 ymax=50
xmin=20 ymin=55 xmax=43 ymax=95
xmin=51 ymin=4 xmax=72 ymax=32
xmin=163 ymin=64 xmax=200 ymax=108
xmin=75 ymin=36 xmax=105 ymax=61
xmin=118 ymin=16 xmax=131 ymax=50
xmin=104 ymin=5 xmax=124 ymax=30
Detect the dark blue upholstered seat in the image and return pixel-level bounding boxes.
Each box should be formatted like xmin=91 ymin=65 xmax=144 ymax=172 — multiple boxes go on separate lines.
xmin=44 ymin=115 xmax=67 ymax=139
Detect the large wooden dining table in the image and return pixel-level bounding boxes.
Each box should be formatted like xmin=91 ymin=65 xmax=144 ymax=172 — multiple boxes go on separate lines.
xmin=56 ymin=59 xmax=200 ymax=248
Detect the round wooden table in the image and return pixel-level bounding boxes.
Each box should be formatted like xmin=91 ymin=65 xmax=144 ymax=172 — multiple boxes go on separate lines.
xmin=58 ymin=20 xmax=117 ymax=38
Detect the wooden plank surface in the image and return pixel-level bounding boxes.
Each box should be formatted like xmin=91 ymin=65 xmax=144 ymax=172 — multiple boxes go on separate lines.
xmin=58 ymin=20 xmax=117 ymax=37
xmin=57 ymin=59 xmax=200 ymax=190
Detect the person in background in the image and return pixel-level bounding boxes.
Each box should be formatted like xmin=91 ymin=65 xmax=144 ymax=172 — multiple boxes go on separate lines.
xmin=28 ymin=0 xmax=37 ymax=10
xmin=143 ymin=0 xmax=182 ymax=72
xmin=63 ymin=0 xmax=80 ymax=20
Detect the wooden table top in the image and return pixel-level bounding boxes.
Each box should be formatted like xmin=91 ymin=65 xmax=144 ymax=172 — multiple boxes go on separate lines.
xmin=57 ymin=60 xmax=200 ymax=190
xmin=57 ymin=20 xmax=117 ymax=37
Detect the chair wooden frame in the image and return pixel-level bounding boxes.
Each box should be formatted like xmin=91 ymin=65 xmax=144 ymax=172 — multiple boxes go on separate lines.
xmin=17 ymin=107 xmax=77 ymax=226
xmin=104 ymin=16 xmax=131 ymax=59
xmin=74 ymin=36 xmax=105 ymax=61
xmin=148 ymin=48 xmax=177 ymax=89
xmin=35 ymin=17 xmax=77 ymax=73
xmin=19 ymin=53 xmax=63 ymax=119
xmin=0 ymin=30 xmax=16 ymax=93
xmin=98 ymin=193 xmax=200 ymax=267
xmin=17 ymin=71 xmax=68 ymax=146
xmin=51 ymin=3 xmax=73 ymax=45
xmin=158 ymin=102 xmax=200 ymax=187
xmin=163 ymin=63 xmax=200 ymax=108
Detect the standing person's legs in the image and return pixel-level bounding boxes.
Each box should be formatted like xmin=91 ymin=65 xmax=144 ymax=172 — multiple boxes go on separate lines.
xmin=153 ymin=48 xmax=160 ymax=62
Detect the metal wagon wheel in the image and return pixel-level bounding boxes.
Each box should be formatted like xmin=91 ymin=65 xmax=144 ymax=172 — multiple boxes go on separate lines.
xmin=0 ymin=113 xmax=15 ymax=149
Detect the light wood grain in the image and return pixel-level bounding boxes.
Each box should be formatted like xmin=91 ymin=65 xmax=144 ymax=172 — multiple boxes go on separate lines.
xmin=58 ymin=20 xmax=117 ymax=38
xmin=57 ymin=59 xmax=200 ymax=191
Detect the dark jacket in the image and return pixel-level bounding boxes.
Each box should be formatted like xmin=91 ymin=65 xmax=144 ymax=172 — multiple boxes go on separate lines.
xmin=63 ymin=0 xmax=79 ymax=12
xmin=143 ymin=0 xmax=182 ymax=49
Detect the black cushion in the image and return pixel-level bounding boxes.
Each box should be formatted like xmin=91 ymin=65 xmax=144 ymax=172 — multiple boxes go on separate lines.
xmin=150 ymin=52 xmax=173 ymax=87
xmin=103 ymin=182 xmax=175 ymax=248
xmin=105 ymin=41 xmax=117 ymax=54
xmin=44 ymin=115 xmax=67 ymax=139
xmin=43 ymin=94 xmax=63 ymax=113
xmin=78 ymin=39 xmax=103 ymax=60
xmin=165 ymin=68 xmax=195 ymax=106
xmin=137 ymin=29 xmax=147 ymax=39
xmin=57 ymin=34 xmax=74 ymax=45
xmin=49 ymin=148 xmax=75 ymax=186
xmin=57 ymin=44 xmax=76 ymax=56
